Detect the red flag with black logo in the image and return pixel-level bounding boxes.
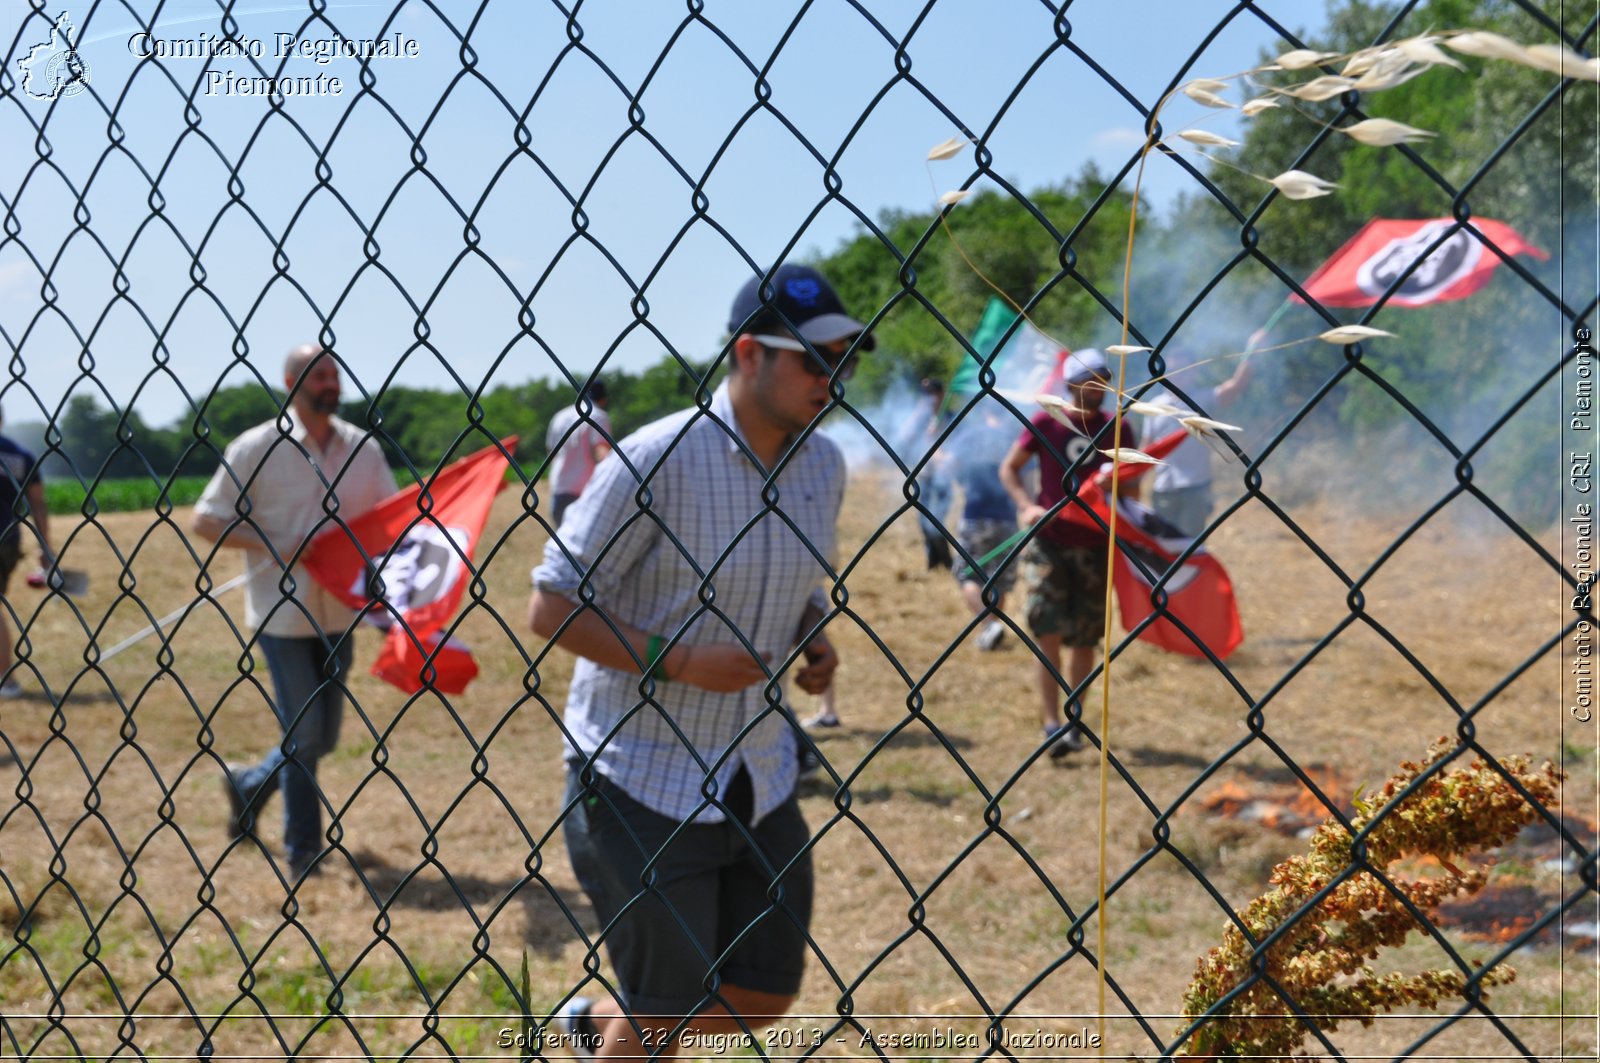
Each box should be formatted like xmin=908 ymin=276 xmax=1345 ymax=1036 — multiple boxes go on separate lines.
xmin=1058 ymin=428 xmax=1244 ymax=658
xmin=1105 ymin=494 xmax=1244 ymax=659
xmin=1292 ymin=217 xmax=1547 ymax=308
xmin=303 ymin=438 xmax=515 ymax=694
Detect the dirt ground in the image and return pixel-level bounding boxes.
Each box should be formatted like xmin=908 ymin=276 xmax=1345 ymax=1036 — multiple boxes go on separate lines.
xmin=0 ymin=455 xmax=1592 ymax=1061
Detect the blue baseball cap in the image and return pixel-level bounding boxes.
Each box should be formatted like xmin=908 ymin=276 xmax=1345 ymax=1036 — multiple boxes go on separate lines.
xmin=728 ymin=264 xmax=875 ymax=350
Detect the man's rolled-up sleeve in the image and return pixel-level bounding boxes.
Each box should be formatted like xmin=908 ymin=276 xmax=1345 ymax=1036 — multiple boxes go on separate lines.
xmin=532 ymin=441 xmax=663 ymax=603
xmin=194 ymin=436 xmax=250 ymax=524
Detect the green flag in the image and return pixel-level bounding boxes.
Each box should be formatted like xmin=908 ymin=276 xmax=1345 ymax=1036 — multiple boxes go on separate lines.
xmin=950 ymin=297 xmax=1063 ymax=399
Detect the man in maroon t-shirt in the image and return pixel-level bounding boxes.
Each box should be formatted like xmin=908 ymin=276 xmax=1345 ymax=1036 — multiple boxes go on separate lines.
xmin=999 ymin=348 xmax=1132 ymax=759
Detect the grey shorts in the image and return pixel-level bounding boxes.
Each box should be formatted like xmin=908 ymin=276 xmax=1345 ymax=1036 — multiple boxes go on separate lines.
xmin=563 ymin=769 xmax=814 ymax=1017
xmin=953 ymin=518 xmax=1018 ymax=594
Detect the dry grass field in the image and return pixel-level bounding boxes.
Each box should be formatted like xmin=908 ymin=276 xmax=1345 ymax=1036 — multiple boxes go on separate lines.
xmin=0 ymin=456 xmax=1591 ymax=1061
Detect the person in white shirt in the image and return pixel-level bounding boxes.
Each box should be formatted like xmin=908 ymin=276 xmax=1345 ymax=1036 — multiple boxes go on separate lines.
xmin=545 ymin=380 xmax=612 ymax=526
xmin=192 ymin=345 xmax=396 ymax=881
xmin=1142 ymin=345 xmax=1254 ymax=537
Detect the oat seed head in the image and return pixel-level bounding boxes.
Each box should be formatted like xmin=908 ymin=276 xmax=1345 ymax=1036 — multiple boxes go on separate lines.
xmin=1182 ymin=86 xmax=1234 ymax=109
xmin=1177 ymin=130 xmax=1239 ymax=148
xmin=1341 ymin=118 xmax=1437 ymax=146
xmin=1128 ymin=400 xmax=1187 ymax=419
xmin=1180 ymin=414 xmax=1244 ymax=435
xmin=1442 ymin=30 xmax=1525 ymax=62
xmin=1283 ymin=75 xmax=1357 ymax=101
xmin=1519 ymin=42 xmax=1600 ymax=82
xmin=1319 ymin=325 xmax=1395 ymax=344
xmin=1274 ymin=48 xmax=1338 ymax=71
xmin=1340 ymin=47 xmax=1390 ymax=76
xmin=1040 ymin=407 xmax=1075 ymax=429
xmin=1395 ymin=35 xmax=1465 ymax=71
xmin=1352 ymin=56 xmax=1428 ymax=91
xmin=1266 ymin=169 xmax=1338 ymax=199
xmin=1100 ymin=447 xmax=1163 ymax=465
xmin=927 ymin=137 xmax=968 ymax=161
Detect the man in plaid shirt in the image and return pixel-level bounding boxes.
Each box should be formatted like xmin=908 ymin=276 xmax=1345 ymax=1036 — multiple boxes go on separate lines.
xmin=529 ymin=264 xmax=872 ymax=1057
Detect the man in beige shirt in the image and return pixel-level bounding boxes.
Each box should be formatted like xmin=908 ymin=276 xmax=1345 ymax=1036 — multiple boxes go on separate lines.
xmin=192 ymin=345 xmax=395 ymax=880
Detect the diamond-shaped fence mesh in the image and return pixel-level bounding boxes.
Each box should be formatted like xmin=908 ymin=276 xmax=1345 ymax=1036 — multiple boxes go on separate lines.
xmin=0 ymin=0 xmax=1595 ymax=1060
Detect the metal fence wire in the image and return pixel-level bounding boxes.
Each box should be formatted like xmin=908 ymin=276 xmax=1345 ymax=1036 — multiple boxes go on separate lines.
xmin=0 ymin=0 xmax=1595 ymax=1059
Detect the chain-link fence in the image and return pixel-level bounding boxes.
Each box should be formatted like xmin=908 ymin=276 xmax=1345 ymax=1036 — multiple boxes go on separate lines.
xmin=1 ymin=0 xmax=1595 ymax=1059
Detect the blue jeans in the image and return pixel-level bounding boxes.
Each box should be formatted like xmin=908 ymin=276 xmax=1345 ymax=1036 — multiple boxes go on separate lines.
xmin=235 ymin=634 xmax=354 ymax=866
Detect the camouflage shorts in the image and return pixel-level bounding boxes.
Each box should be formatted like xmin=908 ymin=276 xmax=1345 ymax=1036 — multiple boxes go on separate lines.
xmin=1022 ymin=539 xmax=1107 ymax=647
xmin=952 ymin=518 xmax=1019 ymax=595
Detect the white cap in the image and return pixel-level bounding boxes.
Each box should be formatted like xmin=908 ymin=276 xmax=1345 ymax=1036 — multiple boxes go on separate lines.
xmin=1064 ymin=348 xmax=1109 ymax=383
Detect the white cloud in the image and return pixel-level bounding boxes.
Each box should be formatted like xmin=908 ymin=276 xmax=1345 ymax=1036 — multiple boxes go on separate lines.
xmin=1090 ymin=126 xmax=1148 ymax=151
xmin=0 ymin=261 xmax=38 ymax=296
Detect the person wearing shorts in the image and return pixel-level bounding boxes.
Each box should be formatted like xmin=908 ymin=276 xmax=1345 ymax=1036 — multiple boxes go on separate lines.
xmin=999 ymin=349 xmax=1133 ymax=759
xmin=529 ymin=263 xmax=870 ymax=1057
xmin=949 ymin=405 xmax=1020 ymax=651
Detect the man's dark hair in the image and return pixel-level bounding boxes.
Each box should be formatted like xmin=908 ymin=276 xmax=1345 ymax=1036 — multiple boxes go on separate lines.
xmin=583 ymin=380 xmax=608 ymax=404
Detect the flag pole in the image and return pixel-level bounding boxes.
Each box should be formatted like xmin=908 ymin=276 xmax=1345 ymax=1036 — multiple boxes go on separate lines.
xmin=99 ymin=569 xmax=252 ymax=662
xmin=1259 ymin=297 xmax=1293 ymax=337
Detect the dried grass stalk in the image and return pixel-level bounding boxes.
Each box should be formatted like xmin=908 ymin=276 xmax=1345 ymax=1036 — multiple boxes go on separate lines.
xmin=1178 ymin=744 xmax=1563 ymax=1061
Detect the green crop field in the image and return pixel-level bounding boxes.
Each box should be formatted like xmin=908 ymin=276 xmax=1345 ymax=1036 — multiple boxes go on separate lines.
xmin=43 ymin=476 xmax=212 ymax=516
xmin=40 ymin=470 xmax=432 ymax=517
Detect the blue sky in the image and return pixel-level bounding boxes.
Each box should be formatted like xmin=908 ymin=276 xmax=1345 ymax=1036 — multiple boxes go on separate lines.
xmin=0 ymin=0 xmax=1330 ymax=426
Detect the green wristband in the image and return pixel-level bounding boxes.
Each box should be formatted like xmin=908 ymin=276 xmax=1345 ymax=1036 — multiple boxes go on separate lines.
xmin=645 ymin=634 xmax=668 ymax=681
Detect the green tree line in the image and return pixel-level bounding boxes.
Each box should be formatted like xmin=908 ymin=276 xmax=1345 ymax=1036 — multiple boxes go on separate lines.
xmin=11 ymin=357 xmax=717 ymax=492
xmin=11 ymin=0 xmax=1587 ymax=529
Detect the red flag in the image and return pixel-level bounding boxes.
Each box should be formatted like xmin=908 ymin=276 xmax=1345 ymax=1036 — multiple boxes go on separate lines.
xmin=1293 ymin=218 xmax=1548 ymax=308
xmin=303 ymin=438 xmax=515 ymax=694
xmin=1052 ymin=428 xmax=1244 ymax=658
xmin=1106 ymin=497 xmax=1244 ymax=659
xmin=371 ymin=631 xmax=480 ymax=695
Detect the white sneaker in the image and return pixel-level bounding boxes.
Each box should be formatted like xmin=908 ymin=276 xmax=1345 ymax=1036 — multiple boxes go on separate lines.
xmin=0 ymin=679 xmax=22 ymax=698
xmin=977 ymin=619 xmax=1006 ymax=651
xmin=1047 ymin=724 xmax=1087 ymax=760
